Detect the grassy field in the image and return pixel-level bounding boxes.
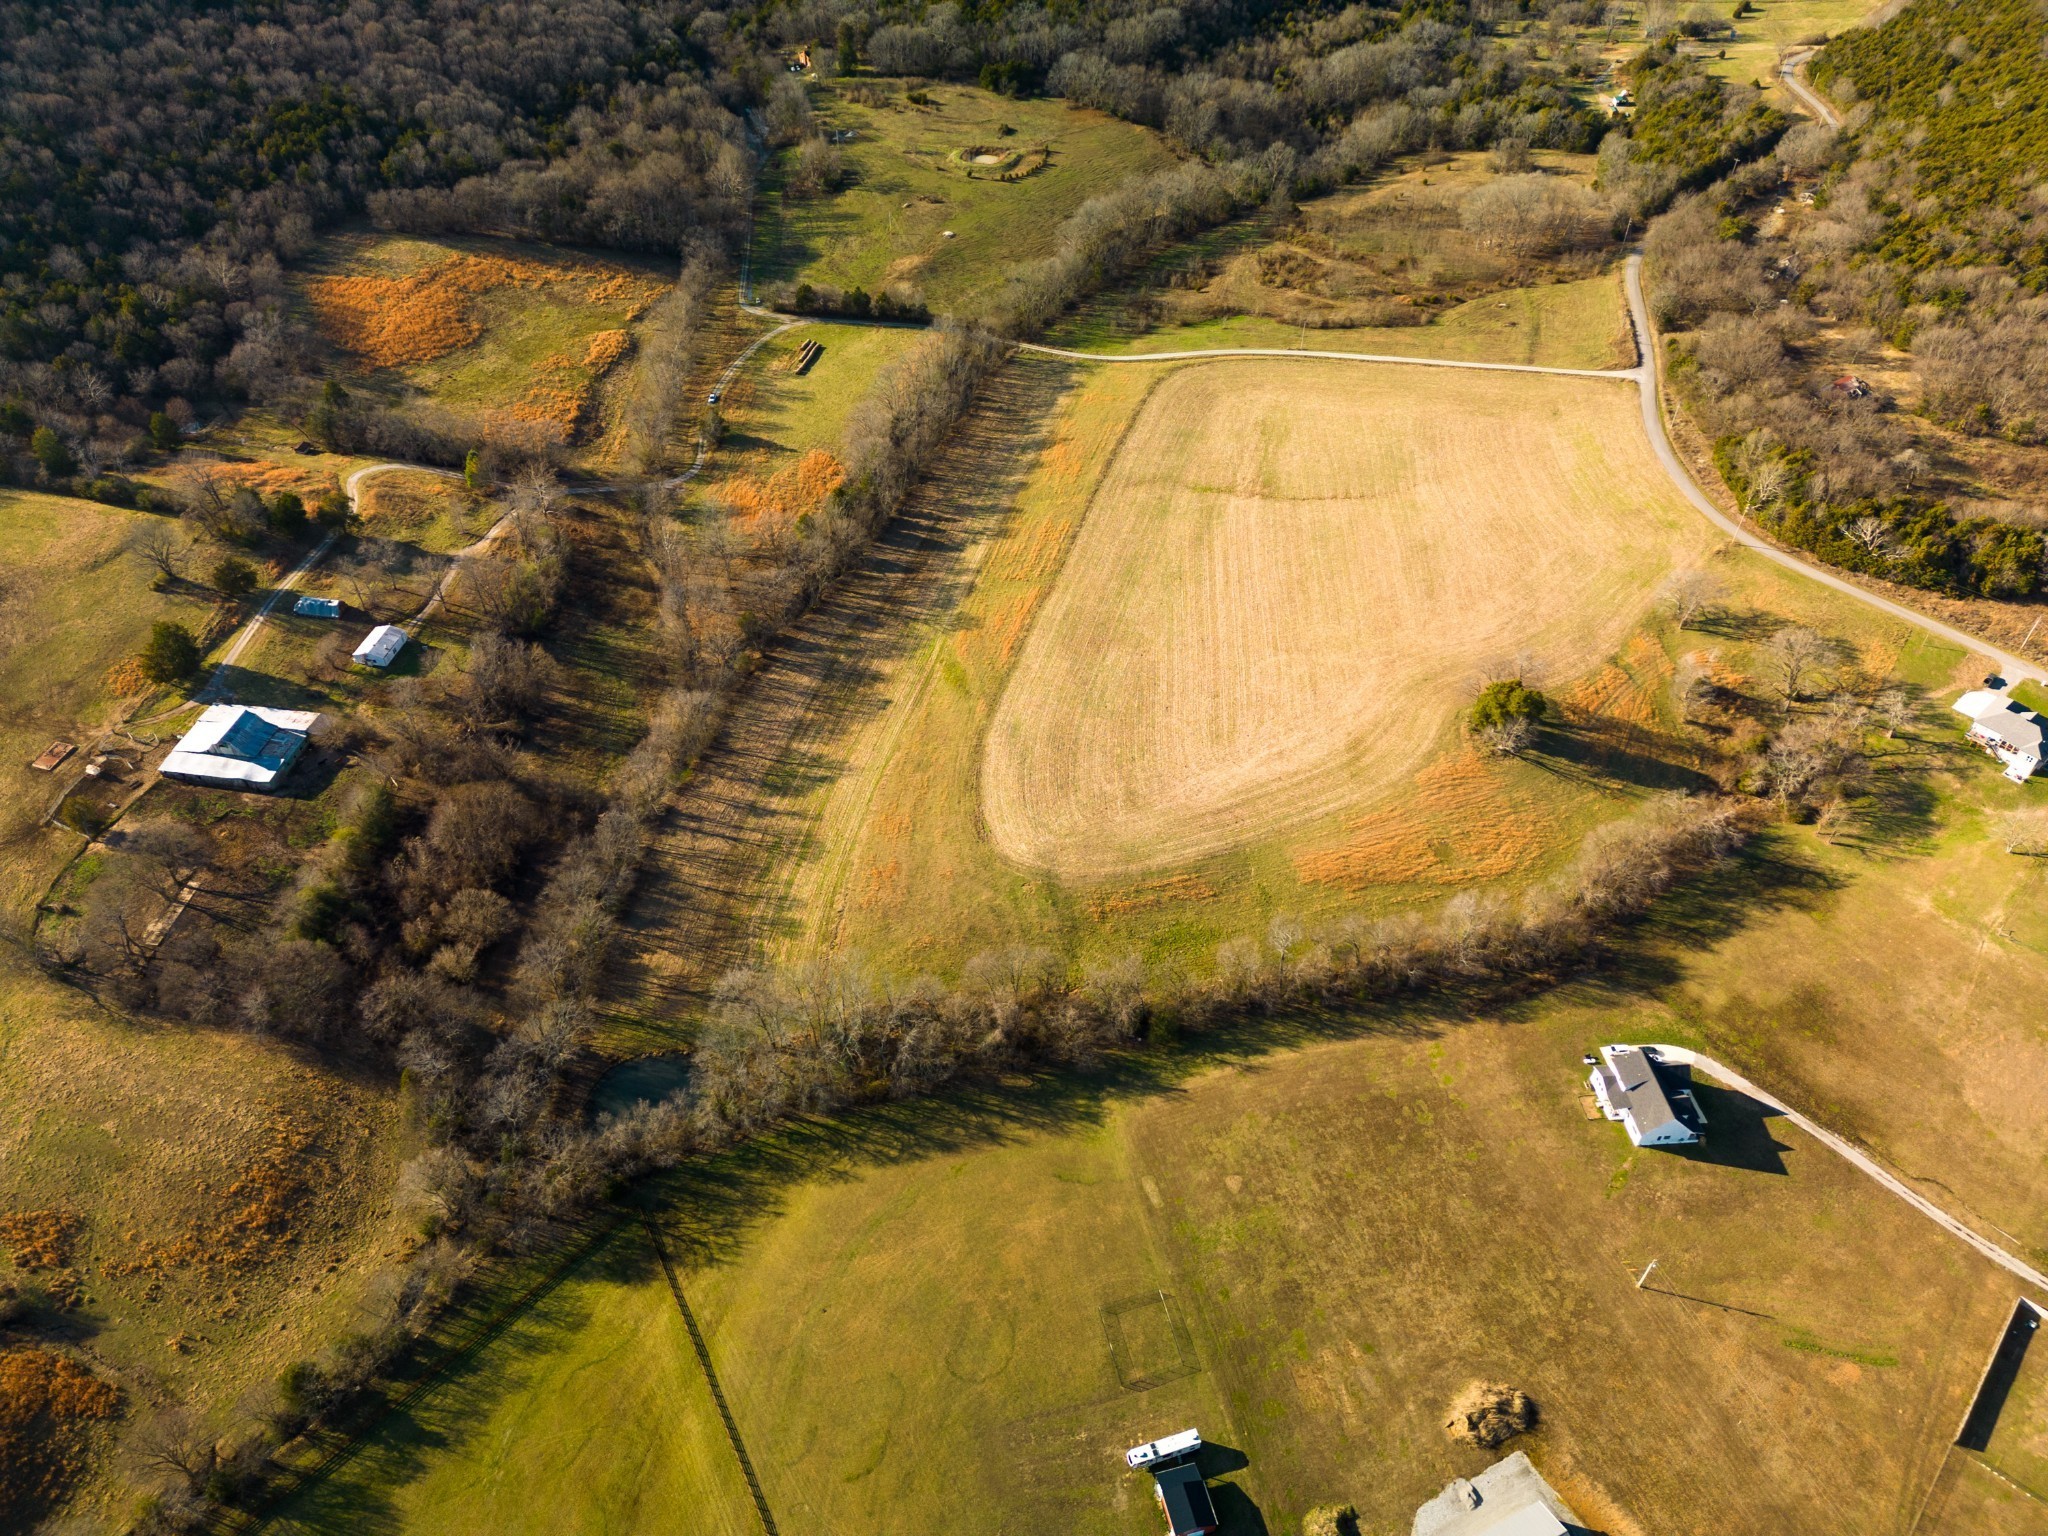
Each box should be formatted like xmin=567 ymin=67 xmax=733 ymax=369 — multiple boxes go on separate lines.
xmin=0 ymin=490 xmax=217 ymax=921
xmin=298 ymin=232 xmax=673 ymax=469
xmin=0 ymin=489 xmax=418 ymax=1526
xmin=751 ymin=79 xmax=1176 ymax=314
xmin=692 ymin=321 xmax=927 ymax=532
xmin=1063 ymin=275 xmax=1635 ymax=371
xmin=762 ymin=351 xmax=1714 ymax=976
xmin=266 ymin=1004 xmax=2026 ymax=1536
xmin=980 ymin=360 xmax=1693 ymax=879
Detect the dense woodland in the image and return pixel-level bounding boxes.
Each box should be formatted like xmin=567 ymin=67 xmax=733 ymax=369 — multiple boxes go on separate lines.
xmin=1644 ymin=0 xmax=2048 ymax=601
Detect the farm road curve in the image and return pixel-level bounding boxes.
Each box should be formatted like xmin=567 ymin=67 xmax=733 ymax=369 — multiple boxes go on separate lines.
xmin=1660 ymin=1047 xmax=2048 ymax=1297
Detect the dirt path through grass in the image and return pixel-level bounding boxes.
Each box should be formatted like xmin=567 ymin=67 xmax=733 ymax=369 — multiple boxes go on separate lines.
xmin=598 ymin=357 xmax=1075 ymax=1049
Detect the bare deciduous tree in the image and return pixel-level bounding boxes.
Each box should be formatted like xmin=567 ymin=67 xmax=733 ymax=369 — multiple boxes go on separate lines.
xmin=1763 ymin=625 xmax=1827 ymax=706
xmin=133 ymin=522 xmax=187 ymax=585
xmin=1661 ymin=569 xmax=1725 ymax=630
xmin=1843 ymin=515 xmax=1896 ymax=559
xmin=1992 ymin=809 xmax=2048 ymax=855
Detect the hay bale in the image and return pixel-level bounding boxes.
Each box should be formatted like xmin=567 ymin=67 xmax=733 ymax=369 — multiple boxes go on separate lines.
xmin=1444 ymin=1381 xmax=1538 ymax=1448
xmin=1302 ymin=1504 xmax=1358 ymax=1536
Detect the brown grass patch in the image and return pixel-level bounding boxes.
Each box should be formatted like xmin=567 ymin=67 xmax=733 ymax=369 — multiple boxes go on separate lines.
xmin=103 ymin=657 xmax=151 ymax=697
xmin=0 ymin=1347 xmax=120 ymax=1530
xmin=0 ymin=1211 xmax=80 ymax=1270
xmin=309 ymin=253 xmax=663 ymax=367
xmin=1083 ymin=873 xmax=1219 ymax=920
xmin=1294 ymin=749 xmax=1561 ymax=892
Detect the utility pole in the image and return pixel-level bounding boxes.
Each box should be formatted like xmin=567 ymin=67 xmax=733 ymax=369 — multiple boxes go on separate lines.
xmin=1636 ymin=1259 xmax=1659 ymax=1289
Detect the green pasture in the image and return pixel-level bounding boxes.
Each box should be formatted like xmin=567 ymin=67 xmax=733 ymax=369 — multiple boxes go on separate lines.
xmin=1064 ymin=274 xmax=1636 ymax=371
xmin=751 ymin=81 xmax=1176 ymax=314
xmin=265 ymin=1001 xmax=2020 ymax=1536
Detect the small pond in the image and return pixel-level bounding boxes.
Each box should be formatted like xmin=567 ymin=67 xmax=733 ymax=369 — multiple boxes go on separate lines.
xmin=589 ymin=1052 xmax=692 ymax=1122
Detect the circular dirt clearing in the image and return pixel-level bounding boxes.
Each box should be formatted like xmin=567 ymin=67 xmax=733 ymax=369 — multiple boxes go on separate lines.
xmin=979 ymin=359 xmax=1712 ymax=879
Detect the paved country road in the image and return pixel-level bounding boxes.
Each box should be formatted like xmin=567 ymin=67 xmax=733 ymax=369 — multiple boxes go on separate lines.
xmin=1777 ymin=47 xmax=1844 ymax=129
xmin=1619 ymin=253 xmax=2047 ymax=689
xmin=1654 ymin=1046 xmax=2048 ymax=1296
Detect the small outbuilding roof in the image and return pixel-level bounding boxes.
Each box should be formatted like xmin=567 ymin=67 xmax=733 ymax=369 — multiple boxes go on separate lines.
xmin=1414 ymin=1452 xmax=1587 ymax=1536
xmin=1153 ymin=1461 xmax=1219 ymax=1536
xmin=294 ymin=595 xmax=341 ymax=618
xmin=352 ymin=624 xmax=407 ymax=668
xmin=161 ymin=705 xmax=321 ymax=789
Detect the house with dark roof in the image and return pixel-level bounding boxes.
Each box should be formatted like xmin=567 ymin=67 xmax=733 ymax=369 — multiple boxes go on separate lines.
xmin=1588 ymin=1044 xmax=1705 ymax=1148
xmin=1152 ymin=1459 xmax=1220 ymax=1536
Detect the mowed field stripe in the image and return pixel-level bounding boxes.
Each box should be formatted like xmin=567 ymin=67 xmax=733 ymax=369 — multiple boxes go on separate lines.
xmin=979 ymin=358 xmax=1715 ymax=880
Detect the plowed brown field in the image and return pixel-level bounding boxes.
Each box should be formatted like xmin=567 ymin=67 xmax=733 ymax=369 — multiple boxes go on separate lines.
xmin=980 ymin=359 xmax=1714 ymax=879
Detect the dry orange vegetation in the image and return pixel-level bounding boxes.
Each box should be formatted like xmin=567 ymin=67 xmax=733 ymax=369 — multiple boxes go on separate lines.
xmin=0 ymin=1210 xmax=79 ymax=1270
xmin=1294 ymin=748 xmax=1565 ymax=892
xmin=102 ymin=1119 xmax=325 ymax=1280
xmin=0 ymin=1347 xmax=120 ymax=1529
xmin=197 ymin=460 xmax=341 ymax=503
xmin=1083 ymin=872 xmax=1219 ymax=920
xmin=102 ymin=658 xmax=151 ymax=697
xmin=509 ymin=328 xmax=637 ymax=435
xmin=309 ymin=252 xmax=662 ymax=367
xmin=718 ymin=449 xmax=847 ymax=539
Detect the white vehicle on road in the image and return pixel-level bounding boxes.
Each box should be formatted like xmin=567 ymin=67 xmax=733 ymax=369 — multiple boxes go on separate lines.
xmin=1125 ymin=1428 xmax=1202 ymax=1470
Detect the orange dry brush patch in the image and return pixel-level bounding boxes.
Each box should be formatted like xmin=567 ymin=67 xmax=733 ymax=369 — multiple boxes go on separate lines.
xmin=310 ymin=254 xmax=663 ymax=367
xmin=102 ymin=1120 xmax=320 ymax=1280
xmin=0 ymin=1212 xmax=79 ymax=1271
xmin=721 ymin=450 xmax=848 ymax=537
xmin=0 ymin=1348 xmax=120 ymax=1529
xmin=510 ymin=329 xmax=635 ymax=435
xmin=104 ymin=658 xmax=151 ymax=697
xmin=1084 ymin=873 xmax=1219 ymax=920
xmin=1295 ymin=750 xmax=1562 ymax=892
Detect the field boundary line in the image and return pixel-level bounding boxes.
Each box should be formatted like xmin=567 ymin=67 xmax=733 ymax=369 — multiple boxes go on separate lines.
xmin=1622 ymin=255 xmax=2047 ymax=689
xmin=239 ymin=1212 xmax=631 ymax=1532
xmin=1014 ymin=340 xmax=1635 ymax=379
xmin=642 ymin=1216 xmax=783 ymax=1536
xmin=1655 ymin=1047 xmax=2048 ymax=1296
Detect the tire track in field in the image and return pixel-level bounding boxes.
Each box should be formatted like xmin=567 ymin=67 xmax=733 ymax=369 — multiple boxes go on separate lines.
xmin=603 ymin=357 xmax=1075 ymax=1027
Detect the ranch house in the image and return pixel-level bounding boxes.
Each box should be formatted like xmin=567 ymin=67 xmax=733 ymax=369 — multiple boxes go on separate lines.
xmin=1952 ymin=689 xmax=2043 ymax=783
xmin=161 ymin=704 xmax=321 ymax=791
xmin=1587 ymin=1044 xmax=1705 ymax=1148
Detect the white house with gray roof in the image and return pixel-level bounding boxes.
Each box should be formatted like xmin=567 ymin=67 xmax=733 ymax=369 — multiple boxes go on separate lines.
xmin=1414 ymin=1452 xmax=1590 ymax=1536
xmin=1588 ymin=1043 xmax=1705 ymax=1148
xmin=1953 ymin=689 xmax=2042 ymax=783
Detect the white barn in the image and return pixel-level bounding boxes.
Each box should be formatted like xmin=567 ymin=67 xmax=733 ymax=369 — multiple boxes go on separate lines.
xmin=1953 ymin=689 xmax=2043 ymax=783
xmin=161 ymin=705 xmax=321 ymax=791
xmin=352 ymin=623 xmax=407 ymax=669
xmin=1588 ymin=1044 xmax=1706 ymax=1148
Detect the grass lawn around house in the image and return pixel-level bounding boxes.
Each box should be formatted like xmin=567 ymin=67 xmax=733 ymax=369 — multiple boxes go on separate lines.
xmin=264 ymin=1007 xmax=2026 ymax=1536
xmin=751 ymin=79 xmax=1177 ymax=316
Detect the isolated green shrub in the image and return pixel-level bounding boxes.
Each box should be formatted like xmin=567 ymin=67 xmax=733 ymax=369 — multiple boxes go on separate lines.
xmin=267 ymin=490 xmax=306 ymax=535
xmin=1471 ymin=679 xmax=1548 ymax=731
xmin=147 ymin=411 xmax=181 ymax=452
xmin=210 ymin=555 xmax=259 ymax=598
xmin=139 ymin=620 xmax=200 ymax=683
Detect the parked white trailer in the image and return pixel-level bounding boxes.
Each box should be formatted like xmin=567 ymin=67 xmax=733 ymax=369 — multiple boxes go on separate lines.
xmin=1125 ymin=1428 xmax=1202 ymax=1470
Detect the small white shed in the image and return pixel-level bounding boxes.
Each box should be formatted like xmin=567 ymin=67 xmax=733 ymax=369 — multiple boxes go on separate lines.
xmin=352 ymin=624 xmax=407 ymax=669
